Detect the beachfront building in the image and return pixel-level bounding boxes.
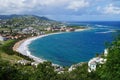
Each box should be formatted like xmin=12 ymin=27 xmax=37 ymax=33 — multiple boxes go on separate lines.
xmin=88 ymin=48 xmax=109 ymax=72
xmin=66 ymin=28 xmax=75 ymax=32
xmin=88 ymin=57 xmax=106 ymax=72
xmin=60 ymin=26 xmax=67 ymax=32
xmin=46 ymin=27 xmax=52 ymax=31
xmin=88 ymin=61 xmax=97 ymax=72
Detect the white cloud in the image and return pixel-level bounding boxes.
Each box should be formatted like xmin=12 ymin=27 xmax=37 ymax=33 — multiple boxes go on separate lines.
xmin=0 ymin=0 xmax=70 ymax=14
xmin=66 ymin=0 xmax=89 ymax=11
xmin=0 ymin=0 xmax=37 ymax=14
xmin=104 ymin=4 xmax=120 ymax=14
xmin=0 ymin=0 xmax=119 ymax=16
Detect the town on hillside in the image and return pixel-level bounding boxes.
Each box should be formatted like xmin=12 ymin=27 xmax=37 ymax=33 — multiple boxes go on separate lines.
xmin=0 ymin=15 xmax=84 ymax=41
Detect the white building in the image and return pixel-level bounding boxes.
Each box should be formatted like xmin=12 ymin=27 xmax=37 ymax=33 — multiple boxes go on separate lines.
xmin=68 ymin=62 xmax=84 ymax=72
xmin=88 ymin=57 xmax=106 ymax=72
xmin=0 ymin=36 xmax=5 ymax=41
xmin=104 ymin=49 xmax=108 ymax=56
xmin=17 ymin=60 xmax=31 ymax=65
xmin=68 ymin=66 xmax=76 ymax=72
xmin=88 ymin=61 xmax=97 ymax=72
xmin=31 ymin=62 xmax=40 ymax=68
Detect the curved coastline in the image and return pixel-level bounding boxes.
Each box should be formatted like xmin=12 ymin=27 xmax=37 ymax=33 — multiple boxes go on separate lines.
xmin=13 ymin=28 xmax=89 ymax=65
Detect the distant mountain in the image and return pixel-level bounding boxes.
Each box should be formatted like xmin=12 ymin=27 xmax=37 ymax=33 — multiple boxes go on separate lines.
xmin=0 ymin=15 xmax=61 ymax=29
xmin=0 ymin=15 xmax=22 ymax=20
xmin=0 ymin=14 xmax=51 ymax=21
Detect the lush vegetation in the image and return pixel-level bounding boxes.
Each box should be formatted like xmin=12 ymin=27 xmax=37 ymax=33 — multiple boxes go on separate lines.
xmin=0 ymin=40 xmax=33 ymax=61
xmin=0 ymin=58 xmax=99 ymax=80
xmin=0 ymin=15 xmax=60 ymax=31
xmin=97 ymin=35 xmax=120 ymax=80
xmin=0 ymin=40 xmax=16 ymax=55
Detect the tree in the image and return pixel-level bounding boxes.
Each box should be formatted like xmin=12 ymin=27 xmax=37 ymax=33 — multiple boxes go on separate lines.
xmin=31 ymin=61 xmax=57 ymax=80
xmin=99 ymin=36 xmax=120 ymax=80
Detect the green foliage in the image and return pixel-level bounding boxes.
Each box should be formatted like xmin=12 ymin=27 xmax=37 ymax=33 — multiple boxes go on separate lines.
xmin=0 ymin=40 xmax=16 ymax=55
xmin=0 ymin=59 xmax=30 ymax=80
xmin=0 ymin=39 xmax=34 ymax=61
xmin=98 ymin=35 xmax=120 ymax=80
xmin=31 ymin=62 xmax=57 ymax=80
xmin=68 ymin=63 xmax=100 ymax=80
xmin=0 ymin=15 xmax=59 ymax=30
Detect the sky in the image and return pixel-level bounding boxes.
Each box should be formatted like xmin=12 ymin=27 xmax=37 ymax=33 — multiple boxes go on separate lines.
xmin=0 ymin=0 xmax=120 ymax=21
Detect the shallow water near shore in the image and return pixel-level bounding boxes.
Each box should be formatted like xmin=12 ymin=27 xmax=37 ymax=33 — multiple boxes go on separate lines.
xmin=29 ymin=21 xmax=120 ymax=66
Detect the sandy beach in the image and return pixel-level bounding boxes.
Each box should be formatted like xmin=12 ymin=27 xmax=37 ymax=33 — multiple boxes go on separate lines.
xmin=75 ymin=28 xmax=90 ymax=32
xmin=13 ymin=28 xmax=88 ymax=63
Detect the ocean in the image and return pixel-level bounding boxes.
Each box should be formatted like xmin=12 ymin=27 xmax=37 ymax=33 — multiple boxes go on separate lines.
xmin=29 ymin=21 xmax=120 ymax=66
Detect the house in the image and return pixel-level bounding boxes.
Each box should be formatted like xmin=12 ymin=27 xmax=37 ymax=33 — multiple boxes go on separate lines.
xmin=22 ymin=27 xmax=35 ymax=34
xmin=46 ymin=27 xmax=52 ymax=31
xmin=31 ymin=62 xmax=40 ymax=68
xmin=104 ymin=49 xmax=108 ymax=56
xmin=68 ymin=66 xmax=76 ymax=72
xmin=60 ymin=26 xmax=66 ymax=32
xmin=88 ymin=57 xmax=106 ymax=72
xmin=68 ymin=62 xmax=84 ymax=72
xmin=54 ymin=66 xmax=64 ymax=74
xmin=0 ymin=36 xmax=4 ymax=41
xmin=88 ymin=61 xmax=97 ymax=72
xmin=52 ymin=26 xmax=61 ymax=31
xmin=0 ymin=36 xmax=6 ymax=41
xmin=17 ymin=60 xmax=31 ymax=65
xmin=66 ymin=28 xmax=75 ymax=32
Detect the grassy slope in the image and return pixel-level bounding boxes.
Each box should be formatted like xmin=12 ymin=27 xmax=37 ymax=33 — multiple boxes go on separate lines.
xmin=0 ymin=40 xmax=23 ymax=64
xmin=0 ymin=51 xmax=23 ymax=64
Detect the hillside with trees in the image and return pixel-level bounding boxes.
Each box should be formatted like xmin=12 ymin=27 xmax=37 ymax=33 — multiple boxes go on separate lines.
xmin=0 ymin=15 xmax=61 ymax=30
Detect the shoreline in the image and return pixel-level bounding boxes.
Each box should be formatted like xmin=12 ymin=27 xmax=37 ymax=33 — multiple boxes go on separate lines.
xmin=13 ymin=28 xmax=89 ymax=65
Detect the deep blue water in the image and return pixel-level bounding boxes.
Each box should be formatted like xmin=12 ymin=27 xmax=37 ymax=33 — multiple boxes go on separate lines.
xmin=29 ymin=21 xmax=120 ymax=66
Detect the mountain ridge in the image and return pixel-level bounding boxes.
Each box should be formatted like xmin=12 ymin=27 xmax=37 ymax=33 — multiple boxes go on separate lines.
xmin=0 ymin=14 xmax=51 ymax=21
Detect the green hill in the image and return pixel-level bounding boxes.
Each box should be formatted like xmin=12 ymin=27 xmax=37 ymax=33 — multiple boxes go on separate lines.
xmin=0 ymin=15 xmax=60 ymax=29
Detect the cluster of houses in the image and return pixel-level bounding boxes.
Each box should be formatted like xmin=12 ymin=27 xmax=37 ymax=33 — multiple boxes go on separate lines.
xmin=68 ymin=62 xmax=84 ymax=72
xmin=17 ymin=59 xmax=40 ymax=67
xmin=0 ymin=25 xmax=76 ymax=42
xmin=88 ymin=49 xmax=108 ymax=72
xmin=0 ymin=27 xmax=45 ymax=41
xmin=0 ymin=34 xmax=24 ymax=41
xmin=17 ymin=59 xmax=65 ymax=73
xmin=53 ymin=65 xmax=64 ymax=74
xmin=0 ymin=16 xmax=52 ymax=28
xmin=45 ymin=26 xmax=75 ymax=32
xmin=21 ymin=27 xmax=44 ymax=35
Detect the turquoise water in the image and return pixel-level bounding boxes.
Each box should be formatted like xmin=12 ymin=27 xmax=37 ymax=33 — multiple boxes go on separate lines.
xmin=29 ymin=22 xmax=119 ymax=66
